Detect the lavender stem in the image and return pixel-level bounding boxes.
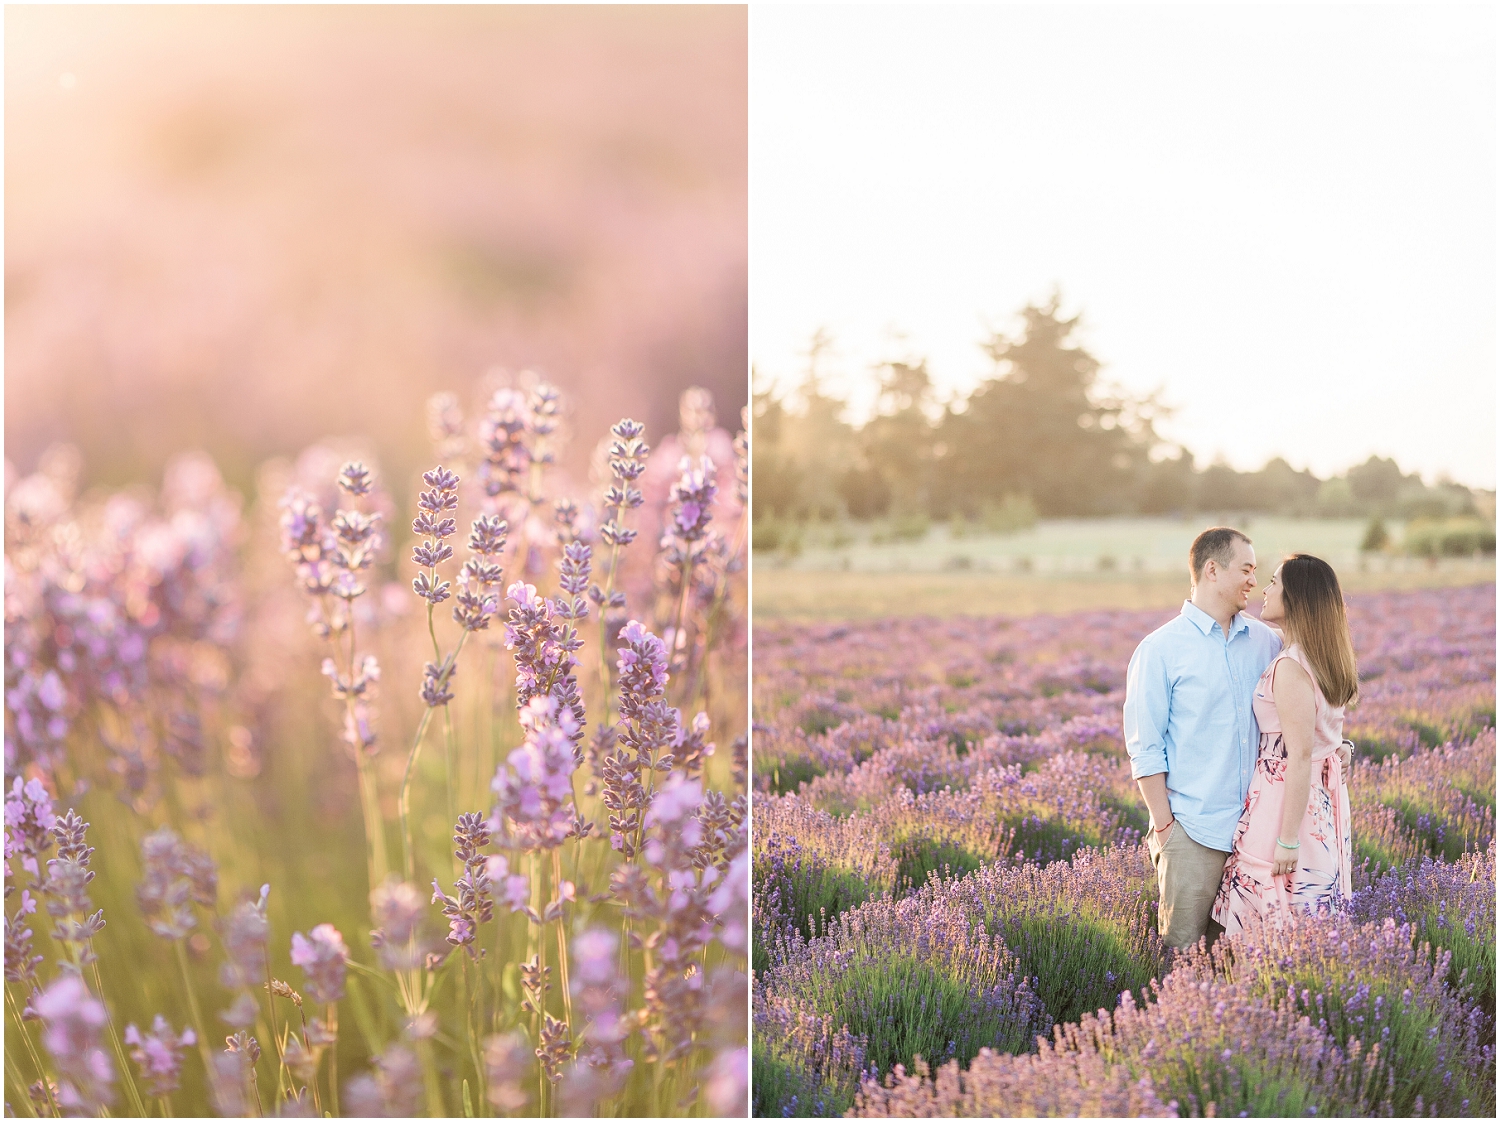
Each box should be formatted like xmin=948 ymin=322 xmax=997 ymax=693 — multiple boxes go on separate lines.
xmin=5 ymin=986 xmax=58 ymax=1118
xmin=89 ymin=954 xmax=149 ymax=1118
xmin=172 ymin=938 xmax=216 ymax=1089
xmin=551 ymin=848 xmax=573 ymax=1031
xmin=3 ymin=1043 xmax=43 ymax=1119
xmin=399 ymin=631 xmax=470 ymax=881
xmin=343 ymin=601 xmax=389 ymax=886
xmin=325 ymin=1005 xmax=339 ymax=1118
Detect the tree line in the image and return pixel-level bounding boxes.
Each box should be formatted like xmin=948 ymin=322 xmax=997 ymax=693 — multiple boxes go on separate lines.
xmin=754 ymin=296 xmax=1490 ymax=528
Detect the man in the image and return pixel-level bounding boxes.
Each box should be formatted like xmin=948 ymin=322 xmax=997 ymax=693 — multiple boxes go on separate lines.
xmin=1123 ymin=527 xmax=1280 ymax=949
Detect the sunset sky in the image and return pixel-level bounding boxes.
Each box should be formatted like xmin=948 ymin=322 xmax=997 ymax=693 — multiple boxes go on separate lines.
xmin=751 ymin=3 xmax=1495 ymax=488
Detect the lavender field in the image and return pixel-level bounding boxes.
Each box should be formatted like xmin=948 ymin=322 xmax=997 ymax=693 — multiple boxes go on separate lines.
xmin=752 ymin=585 xmax=1495 ymax=1117
xmin=5 ymin=382 xmax=748 ymax=1116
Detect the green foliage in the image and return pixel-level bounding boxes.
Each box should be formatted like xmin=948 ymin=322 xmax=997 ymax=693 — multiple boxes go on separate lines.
xmin=762 ymin=756 xmax=825 ymax=797
xmin=797 ymin=956 xmax=1030 ymax=1076
xmin=754 ymin=853 xmax=875 ymax=946
xmin=1228 ymin=931 xmax=1490 ymax=1118
xmin=751 ymin=1049 xmax=849 ymax=1118
xmin=887 ymin=511 xmax=930 ymax=543
xmin=798 ymin=707 xmax=846 ymax=737
xmin=1360 ymin=517 xmax=1390 ymax=552
xmin=893 ymin=839 xmax=989 ymax=892
xmin=1404 ymin=517 xmax=1497 ymax=558
xmin=1000 ymin=914 xmax=1157 ymax=1030
xmin=752 ymin=514 xmax=803 ymax=556
xmin=981 ymin=494 xmax=1038 ymax=534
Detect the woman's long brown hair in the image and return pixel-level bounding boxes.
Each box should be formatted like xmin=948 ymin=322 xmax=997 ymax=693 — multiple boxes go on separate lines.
xmin=1278 ymin=553 xmax=1359 ymax=707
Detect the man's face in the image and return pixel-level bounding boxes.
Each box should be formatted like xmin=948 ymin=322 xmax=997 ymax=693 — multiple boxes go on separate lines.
xmin=1212 ymin=539 xmax=1258 ymax=611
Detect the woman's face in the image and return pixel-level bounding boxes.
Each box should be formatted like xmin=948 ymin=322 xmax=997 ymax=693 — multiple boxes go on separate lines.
xmin=1261 ymin=564 xmax=1285 ymax=623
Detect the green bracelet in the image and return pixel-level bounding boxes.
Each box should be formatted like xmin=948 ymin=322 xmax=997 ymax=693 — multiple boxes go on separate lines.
xmin=1276 ymin=837 xmax=1300 ymax=850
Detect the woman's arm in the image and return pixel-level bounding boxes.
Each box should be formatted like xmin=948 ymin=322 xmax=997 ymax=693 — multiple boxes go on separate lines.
xmin=1272 ymin=656 xmax=1317 ymax=876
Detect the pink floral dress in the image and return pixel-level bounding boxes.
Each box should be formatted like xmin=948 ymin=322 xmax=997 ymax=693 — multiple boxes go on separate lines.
xmin=1211 ymin=643 xmax=1351 ymax=934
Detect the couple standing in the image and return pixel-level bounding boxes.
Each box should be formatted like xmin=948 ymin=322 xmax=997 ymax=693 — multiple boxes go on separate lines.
xmin=1124 ymin=527 xmax=1358 ymax=948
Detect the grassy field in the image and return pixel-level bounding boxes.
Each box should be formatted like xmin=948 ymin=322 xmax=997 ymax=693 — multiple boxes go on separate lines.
xmin=753 ymin=517 xmax=1494 ymax=620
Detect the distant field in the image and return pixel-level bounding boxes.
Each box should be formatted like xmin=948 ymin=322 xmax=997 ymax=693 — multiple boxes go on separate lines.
xmin=753 ymin=516 xmax=1495 ymax=620
xmin=760 ymin=516 xmax=1430 ymax=575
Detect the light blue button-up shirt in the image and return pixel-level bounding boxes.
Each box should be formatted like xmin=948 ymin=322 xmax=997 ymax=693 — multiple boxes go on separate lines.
xmin=1123 ymin=600 xmax=1282 ymax=852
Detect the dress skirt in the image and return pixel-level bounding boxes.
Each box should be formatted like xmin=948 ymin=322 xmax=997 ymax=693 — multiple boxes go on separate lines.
xmin=1211 ymin=731 xmax=1352 ymax=934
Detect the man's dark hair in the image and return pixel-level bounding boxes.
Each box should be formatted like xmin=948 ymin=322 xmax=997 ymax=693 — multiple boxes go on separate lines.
xmin=1189 ymin=527 xmax=1251 ymax=581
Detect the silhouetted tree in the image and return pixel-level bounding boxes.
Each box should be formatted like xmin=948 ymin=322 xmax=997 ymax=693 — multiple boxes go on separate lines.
xmin=938 ymin=294 xmax=1158 ymax=516
xmin=855 ymin=358 xmax=937 ymax=516
xmin=750 ymin=330 xmax=861 ymax=521
xmin=749 ymin=306 xmax=1492 ymax=532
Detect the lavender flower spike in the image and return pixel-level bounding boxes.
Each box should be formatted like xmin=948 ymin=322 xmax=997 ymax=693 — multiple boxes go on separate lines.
xmin=454 ymin=513 xmax=508 ymax=632
xmin=35 ymin=974 xmax=115 ymax=1115
xmin=369 ymin=877 xmax=435 ymax=971
xmin=220 ymin=884 xmax=270 ymax=991
xmin=5 ymin=775 xmax=56 ymax=882
xmin=666 ymin=455 xmax=717 ymax=545
xmin=616 ymin=621 xmax=670 ymax=716
xmin=290 ymin=923 xmax=350 ymax=1005
xmin=490 ymin=695 xmax=581 ymax=852
xmin=45 ymin=809 xmax=105 ymax=967
xmin=411 ymin=465 xmax=460 ymax=604
xmin=432 ymin=812 xmax=496 ymax=957
xmin=484 ymin=1032 xmax=532 ymax=1112
xmin=136 ymin=826 xmax=217 ymax=940
xmin=565 ymin=927 xmax=633 ymax=1104
xmin=124 ymin=1016 xmax=196 ymax=1098
xmin=337 ymin=461 xmax=374 ymax=497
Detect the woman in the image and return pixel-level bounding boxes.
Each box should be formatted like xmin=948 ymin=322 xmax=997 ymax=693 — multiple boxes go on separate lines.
xmin=1212 ymin=554 xmax=1357 ymax=933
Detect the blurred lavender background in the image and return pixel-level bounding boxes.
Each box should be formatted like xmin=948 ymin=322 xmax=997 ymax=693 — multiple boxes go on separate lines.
xmin=6 ymin=4 xmax=747 ymax=494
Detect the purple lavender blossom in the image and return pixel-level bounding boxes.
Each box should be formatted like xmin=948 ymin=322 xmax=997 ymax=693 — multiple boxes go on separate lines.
xmin=600 ymin=621 xmax=681 ymax=859
xmin=369 ymin=877 xmax=436 ymax=972
xmin=419 ymin=659 xmax=456 ymax=708
xmin=483 ymin=854 xmax=532 ymax=917
xmin=219 ymin=884 xmax=270 ymax=993
xmin=489 ymin=696 xmax=580 ymax=852
xmin=453 ymin=513 xmax=508 ymax=632
xmin=476 ymin=388 xmax=531 ymax=500
xmin=432 ymin=812 xmax=496 ymax=957
xmin=703 ymin=1045 xmax=748 ymax=1116
xmin=34 ymin=974 xmax=115 ymax=1115
xmin=344 ymin=1042 xmax=422 ymax=1118
xmin=616 ymin=620 xmax=669 ymax=717
xmin=45 ymin=810 xmax=105 ymax=962
xmin=483 ymin=1032 xmax=532 ymax=1112
xmin=410 ymin=465 xmax=460 ymax=605
xmin=4 ymin=889 xmax=44 ymax=986
xmin=290 ymin=923 xmax=350 ymax=1005
xmin=337 ymin=461 xmax=374 ymax=498
xmin=5 ymin=774 xmax=56 ymax=882
xmin=124 ymin=1015 xmax=196 ymax=1098
xmin=588 ymin=418 xmax=650 ymax=622
xmin=136 ymin=826 xmax=218 ymax=939
xmin=664 ymin=455 xmax=717 ymax=546
xmin=504 ymin=574 xmax=587 ymax=742
xmin=566 ymin=927 xmax=634 ymax=1100
xmin=732 ymin=406 xmax=748 ymax=511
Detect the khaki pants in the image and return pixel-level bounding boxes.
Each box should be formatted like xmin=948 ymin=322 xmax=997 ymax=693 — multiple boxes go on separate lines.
xmin=1147 ymin=822 xmax=1229 ymax=949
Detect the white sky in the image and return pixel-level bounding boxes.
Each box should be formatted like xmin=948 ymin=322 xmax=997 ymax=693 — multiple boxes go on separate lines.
xmin=750 ymin=3 xmax=1496 ymax=488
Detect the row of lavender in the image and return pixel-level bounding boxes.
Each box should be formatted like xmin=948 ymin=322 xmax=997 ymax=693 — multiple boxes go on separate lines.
xmin=753 ymin=585 xmax=1495 ymax=1116
xmin=6 ymin=381 xmax=749 ymax=1116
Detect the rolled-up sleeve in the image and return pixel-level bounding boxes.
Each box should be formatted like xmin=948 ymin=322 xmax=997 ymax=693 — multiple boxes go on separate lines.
xmin=1124 ymin=639 xmax=1170 ymax=779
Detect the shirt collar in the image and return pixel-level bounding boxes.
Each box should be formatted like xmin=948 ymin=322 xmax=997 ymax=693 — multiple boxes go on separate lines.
xmin=1181 ymin=599 xmax=1249 ymax=638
